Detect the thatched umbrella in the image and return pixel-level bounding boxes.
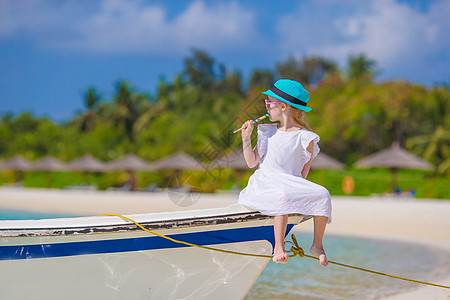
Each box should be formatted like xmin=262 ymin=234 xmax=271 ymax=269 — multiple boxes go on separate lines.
xmin=2 ymin=155 xmax=33 ymax=170
xmin=31 ymin=156 xmax=69 ymax=187
xmin=1 ymin=155 xmax=33 ymax=183
xmin=149 ymin=152 xmax=204 ymax=191
xmin=32 ymin=156 xmax=68 ymax=171
xmin=68 ymin=154 xmax=106 ymax=186
xmin=310 ymin=152 xmax=345 ymax=187
xmin=106 ymin=154 xmax=154 ymax=171
xmin=208 ymin=149 xmax=253 ymax=191
xmin=68 ymin=154 xmax=106 ymax=172
xmin=311 ymin=152 xmax=345 ymax=170
xmin=149 ymin=152 xmax=204 ymax=171
xmin=354 ymin=141 xmax=433 ymax=191
xmin=106 ymin=154 xmax=154 ymax=191
xmin=209 ymin=149 xmax=251 ymax=170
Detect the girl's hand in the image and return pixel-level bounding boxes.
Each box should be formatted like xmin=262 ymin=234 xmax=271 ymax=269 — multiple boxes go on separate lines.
xmin=241 ymin=120 xmax=254 ymax=139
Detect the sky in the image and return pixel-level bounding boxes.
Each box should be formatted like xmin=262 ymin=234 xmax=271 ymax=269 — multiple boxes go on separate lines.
xmin=0 ymin=0 xmax=449 ymax=122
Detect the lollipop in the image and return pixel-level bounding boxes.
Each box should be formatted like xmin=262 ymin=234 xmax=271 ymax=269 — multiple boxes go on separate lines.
xmin=233 ymin=113 xmax=270 ymax=133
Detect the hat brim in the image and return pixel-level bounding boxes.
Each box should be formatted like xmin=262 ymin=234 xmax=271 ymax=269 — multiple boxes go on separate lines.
xmin=262 ymin=90 xmax=312 ymax=112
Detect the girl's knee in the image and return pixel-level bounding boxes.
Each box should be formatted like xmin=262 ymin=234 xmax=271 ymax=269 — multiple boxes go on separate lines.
xmin=318 ymin=187 xmax=331 ymax=200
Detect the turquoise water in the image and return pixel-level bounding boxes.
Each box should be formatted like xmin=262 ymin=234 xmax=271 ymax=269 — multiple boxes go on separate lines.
xmin=246 ymin=232 xmax=450 ymax=299
xmin=0 ymin=210 xmax=77 ymax=220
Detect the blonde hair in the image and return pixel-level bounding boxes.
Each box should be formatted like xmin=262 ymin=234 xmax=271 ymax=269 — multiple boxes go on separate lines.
xmin=289 ymin=106 xmax=313 ymax=131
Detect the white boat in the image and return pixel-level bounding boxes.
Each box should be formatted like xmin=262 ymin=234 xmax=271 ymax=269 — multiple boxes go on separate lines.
xmin=0 ymin=204 xmax=309 ymax=299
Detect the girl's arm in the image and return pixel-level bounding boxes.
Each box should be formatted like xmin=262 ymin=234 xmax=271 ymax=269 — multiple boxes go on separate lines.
xmin=242 ymin=141 xmax=261 ymax=168
xmin=241 ymin=120 xmax=261 ymax=168
xmin=301 ymin=140 xmax=314 ymax=179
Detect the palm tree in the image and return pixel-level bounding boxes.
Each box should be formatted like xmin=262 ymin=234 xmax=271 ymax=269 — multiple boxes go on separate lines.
xmin=406 ymin=126 xmax=450 ymax=176
xmin=347 ymin=53 xmax=377 ymax=80
xmin=277 ymin=56 xmax=337 ymax=85
xmin=112 ymin=82 xmax=146 ymax=141
xmin=249 ymin=70 xmax=274 ymax=89
xmin=183 ymin=49 xmax=216 ymax=90
xmin=78 ymin=87 xmax=100 ymax=132
xmin=133 ymin=105 xmax=165 ymax=138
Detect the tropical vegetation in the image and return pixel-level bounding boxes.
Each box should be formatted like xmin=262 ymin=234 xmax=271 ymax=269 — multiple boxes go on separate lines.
xmin=0 ymin=50 xmax=448 ymax=198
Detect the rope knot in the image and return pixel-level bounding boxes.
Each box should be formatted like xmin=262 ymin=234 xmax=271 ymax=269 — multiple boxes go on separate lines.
xmin=285 ymin=234 xmax=304 ymax=258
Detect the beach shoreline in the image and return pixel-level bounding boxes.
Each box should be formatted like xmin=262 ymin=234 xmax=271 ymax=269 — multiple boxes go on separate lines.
xmin=0 ymin=187 xmax=449 ymax=299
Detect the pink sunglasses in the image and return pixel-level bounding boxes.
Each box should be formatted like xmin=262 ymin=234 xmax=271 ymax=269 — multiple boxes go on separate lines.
xmin=265 ymin=99 xmax=283 ymax=110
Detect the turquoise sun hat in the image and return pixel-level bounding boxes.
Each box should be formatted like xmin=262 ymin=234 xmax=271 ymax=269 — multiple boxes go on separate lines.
xmin=262 ymin=79 xmax=311 ymax=112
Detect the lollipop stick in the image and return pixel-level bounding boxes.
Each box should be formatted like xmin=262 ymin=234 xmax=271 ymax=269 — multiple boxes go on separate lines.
xmin=233 ymin=113 xmax=269 ymax=134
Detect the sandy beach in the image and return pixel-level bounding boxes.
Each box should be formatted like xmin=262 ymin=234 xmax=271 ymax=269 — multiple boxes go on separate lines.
xmin=0 ymin=187 xmax=449 ymax=299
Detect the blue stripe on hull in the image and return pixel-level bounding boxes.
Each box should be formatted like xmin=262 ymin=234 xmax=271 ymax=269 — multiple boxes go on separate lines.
xmin=0 ymin=225 xmax=294 ymax=260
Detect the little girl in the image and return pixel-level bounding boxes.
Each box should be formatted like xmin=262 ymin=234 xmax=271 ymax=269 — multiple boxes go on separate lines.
xmin=238 ymin=79 xmax=332 ymax=266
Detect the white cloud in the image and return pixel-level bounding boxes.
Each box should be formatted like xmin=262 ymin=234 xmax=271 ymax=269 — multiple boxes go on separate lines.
xmin=1 ymin=0 xmax=448 ymax=83
xmin=56 ymin=0 xmax=168 ymax=53
xmin=171 ymin=1 xmax=255 ymax=50
xmin=0 ymin=0 xmax=259 ymax=55
xmin=0 ymin=0 xmax=59 ymax=37
xmin=276 ymin=0 xmax=450 ymax=79
xmin=4 ymin=0 xmax=260 ymax=55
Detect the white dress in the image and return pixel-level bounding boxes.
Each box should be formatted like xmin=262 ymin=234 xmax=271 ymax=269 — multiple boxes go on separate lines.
xmin=238 ymin=123 xmax=332 ymax=223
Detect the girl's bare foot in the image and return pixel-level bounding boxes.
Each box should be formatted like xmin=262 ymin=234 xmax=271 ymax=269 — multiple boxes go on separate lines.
xmin=273 ymin=249 xmax=289 ymax=263
xmin=310 ymin=246 xmax=328 ymax=267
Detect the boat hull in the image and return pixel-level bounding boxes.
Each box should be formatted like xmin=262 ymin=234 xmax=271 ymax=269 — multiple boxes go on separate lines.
xmin=0 ymin=205 xmax=306 ymax=299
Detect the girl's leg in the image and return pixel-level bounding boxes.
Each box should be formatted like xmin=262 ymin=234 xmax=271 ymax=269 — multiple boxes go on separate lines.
xmin=310 ymin=216 xmax=328 ymax=266
xmin=273 ymin=215 xmax=289 ymax=263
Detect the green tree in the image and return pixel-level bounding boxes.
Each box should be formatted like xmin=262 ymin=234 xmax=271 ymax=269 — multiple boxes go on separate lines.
xmin=347 ymin=53 xmax=377 ymax=80
xmin=249 ymin=70 xmax=274 ymax=89
xmin=218 ymin=70 xmax=243 ymax=96
xmin=112 ymin=81 xmax=150 ymax=141
xmin=78 ymin=87 xmax=100 ymax=132
xmin=0 ymin=114 xmax=13 ymax=157
xmin=407 ymin=126 xmax=450 ymax=176
xmin=183 ymin=49 xmax=216 ymax=89
xmin=1 ymin=113 xmax=64 ymax=159
xmin=277 ymin=56 xmax=337 ymax=85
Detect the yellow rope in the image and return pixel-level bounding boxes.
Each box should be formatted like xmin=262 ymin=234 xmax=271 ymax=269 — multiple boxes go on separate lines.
xmin=100 ymin=213 xmax=450 ymax=290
